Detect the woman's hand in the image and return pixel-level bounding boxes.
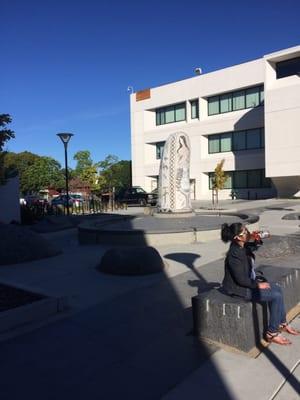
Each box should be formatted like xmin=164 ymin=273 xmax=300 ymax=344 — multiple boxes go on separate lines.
xmin=258 ymin=282 xmax=271 ymax=289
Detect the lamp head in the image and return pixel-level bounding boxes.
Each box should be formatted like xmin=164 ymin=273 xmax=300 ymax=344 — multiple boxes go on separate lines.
xmin=57 ymin=132 xmax=74 ymax=145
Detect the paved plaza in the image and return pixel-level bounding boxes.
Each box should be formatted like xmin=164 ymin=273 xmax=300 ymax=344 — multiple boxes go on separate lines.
xmin=0 ymin=199 xmax=300 ymax=399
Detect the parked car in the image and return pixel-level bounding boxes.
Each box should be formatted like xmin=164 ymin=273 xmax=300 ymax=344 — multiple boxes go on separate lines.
xmin=24 ymin=195 xmax=48 ymax=206
xmin=51 ymin=194 xmax=84 ymax=207
xmin=116 ymin=186 xmax=157 ymax=206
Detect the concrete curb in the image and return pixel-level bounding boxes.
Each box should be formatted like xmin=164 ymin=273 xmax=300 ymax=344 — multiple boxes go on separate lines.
xmin=78 ymin=213 xmax=259 ymax=246
xmin=0 ymin=282 xmax=69 ymax=334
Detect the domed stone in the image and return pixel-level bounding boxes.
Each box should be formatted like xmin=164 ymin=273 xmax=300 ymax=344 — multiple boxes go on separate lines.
xmin=97 ymin=246 xmax=166 ymax=275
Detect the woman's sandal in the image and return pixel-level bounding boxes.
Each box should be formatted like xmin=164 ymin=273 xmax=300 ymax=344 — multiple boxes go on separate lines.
xmin=279 ymin=323 xmax=300 ymax=335
xmin=265 ymin=331 xmax=292 ymax=345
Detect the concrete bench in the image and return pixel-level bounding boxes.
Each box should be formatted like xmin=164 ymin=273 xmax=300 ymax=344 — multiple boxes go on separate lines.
xmin=192 ymin=265 xmax=300 ymax=356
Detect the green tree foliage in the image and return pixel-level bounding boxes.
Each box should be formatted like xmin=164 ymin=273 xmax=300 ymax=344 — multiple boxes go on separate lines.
xmin=0 ymin=114 xmax=15 ymax=151
xmin=211 ymin=159 xmax=228 ymax=206
xmin=3 ymin=149 xmax=65 ymax=193
xmin=22 ymin=157 xmax=64 ymax=193
xmin=73 ymin=151 xmax=131 ymax=194
xmin=3 ymin=151 xmax=41 ymax=193
xmin=0 ymin=114 xmax=15 ymax=184
xmin=73 ymin=150 xmax=99 ymax=190
xmin=101 ymin=160 xmax=131 ymax=192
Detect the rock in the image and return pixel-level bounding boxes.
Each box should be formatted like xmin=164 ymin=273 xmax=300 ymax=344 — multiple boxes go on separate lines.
xmin=97 ymin=246 xmax=166 ymax=275
xmin=0 ymin=224 xmax=61 ymax=266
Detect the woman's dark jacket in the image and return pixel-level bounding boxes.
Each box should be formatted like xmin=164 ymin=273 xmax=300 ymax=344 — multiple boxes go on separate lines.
xmin=222 ymin=242 xmax=258 ymax=298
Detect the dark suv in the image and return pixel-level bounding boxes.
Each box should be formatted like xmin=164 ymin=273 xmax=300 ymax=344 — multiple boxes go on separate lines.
xmin=116 ymin=186 xmax=157 ymax=206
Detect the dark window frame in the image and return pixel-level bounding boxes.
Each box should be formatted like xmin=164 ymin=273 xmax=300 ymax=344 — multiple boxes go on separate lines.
xmin=190 ymin=99 xmax=199 ymax=119
xmin=156 ymin=102 xmax=186 ymax=126
xmin=276 ymin=56 xmax=300 ymax=79
xmin=155 ymin=141 xmax=165 ymax=159
xmin=208 ymin=169 xmax=271 ymax=190
xmin=208 ymin=127 xmax=264 ymax=154
xmin=207 ymin=85 xmax=264 ymax=116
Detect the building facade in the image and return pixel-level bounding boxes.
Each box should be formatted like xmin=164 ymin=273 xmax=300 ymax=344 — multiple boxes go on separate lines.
xmin=130 ymin=45 xmax=300 ymax=200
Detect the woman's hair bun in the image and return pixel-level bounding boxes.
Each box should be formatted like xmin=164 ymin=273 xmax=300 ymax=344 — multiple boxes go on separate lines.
xmin=221 ymin=222 xmax=243 ymax=243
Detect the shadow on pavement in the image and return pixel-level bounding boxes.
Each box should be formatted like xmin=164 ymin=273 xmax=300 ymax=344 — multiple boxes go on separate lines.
xmin=0 ymin=216 xmax=234 ymax=399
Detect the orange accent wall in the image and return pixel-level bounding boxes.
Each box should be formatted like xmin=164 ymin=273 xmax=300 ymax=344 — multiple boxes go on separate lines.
xmin=136 ymin=88 xmax=151 ymax=101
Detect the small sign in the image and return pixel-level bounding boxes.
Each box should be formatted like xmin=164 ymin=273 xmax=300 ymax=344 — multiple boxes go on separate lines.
xmin=136 ymin=88 xmax=151 ymax=101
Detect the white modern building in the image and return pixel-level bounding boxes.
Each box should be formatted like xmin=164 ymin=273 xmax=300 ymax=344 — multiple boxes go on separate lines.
xmin=130 ymin=45 xmax=300 ymax=200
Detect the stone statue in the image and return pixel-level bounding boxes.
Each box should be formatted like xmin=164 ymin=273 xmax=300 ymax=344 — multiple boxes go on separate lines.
xmin=158 ymin=132 xmax=192 ymax=213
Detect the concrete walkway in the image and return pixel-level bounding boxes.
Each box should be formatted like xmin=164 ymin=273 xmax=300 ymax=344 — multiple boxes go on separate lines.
xmin=0 ymin=199 xmax=300 ymax=399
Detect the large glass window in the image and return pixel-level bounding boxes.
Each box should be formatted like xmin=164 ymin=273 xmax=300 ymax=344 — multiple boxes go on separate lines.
xmin=208 ymin=135 xmax=220 ymax=153
xmin=247 ymin=169 xmax=261 ymax=188
xmin=233 ymin=130 xmax=246 ymax=151
xmin=175 ymin=103 xmax=186 ymax=121
xmin=209 ymin=169 xmax=271 ymax=189
xmin=220 ymin=94 xmax=232 ymax=113
xmin=208 ymin=85 xmax=263 ymax=116
xmin=223 ymin=172 xmax=233 ymax=189
xmin=246 ymin=128 xmax=261 ymax=149
xmin=156 ymin=102 xmax=186 ymax=125
xmin=156 ymin=142 xmax=165 ymax=159
xmin=246 ymin=87 xmax=260 ymax=108
xmin=234 ymin=171 xmax=248 ymax=188
xmin=208 ymin=128 xmax=264 ymax=154
xmin=232 ymin=90 xmax=245 ymax=110
xmin=165 ymin=106 xmax=175 ymax=123
xmin=276 ymin=57 xmax=300 ymax=79
xmin=208 ymin=96 xmax=219 ymax=115
xmin=190 ymin=99 xmax=199 ymax=119
xmin=220 ymin=133 xmax=232 ymax=152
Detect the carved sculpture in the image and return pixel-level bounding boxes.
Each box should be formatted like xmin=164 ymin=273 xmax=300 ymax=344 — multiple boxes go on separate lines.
xmin=158 ymin=132 xmax=192 ymax=213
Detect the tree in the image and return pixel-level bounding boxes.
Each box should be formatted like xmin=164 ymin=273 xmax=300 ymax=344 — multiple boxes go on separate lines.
xmin=0 ymin=114 xmax=15 ymax=151
xmin=73 ymin=150 xmax=99 ymax=191
xmin=3 ymin=151 xmax=41 ymax=193
xmin=0 ymin=114 xmax=15 ymax=184
xmin=102 ymin=160 xmax=131 ymax=193
xmin=211 ymin=159 xmax=228 ymax=207
xmin=22 ymin=157 xmax=64 ymax=193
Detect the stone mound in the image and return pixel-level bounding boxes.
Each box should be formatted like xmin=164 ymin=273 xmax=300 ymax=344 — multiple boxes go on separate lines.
xmin=0 ymin=224 xmax=61 ymax=265
xmin=282 ymin=212 xmax=300 ymax=220
xmin=97 ymin=246 xmax=166 ymax=275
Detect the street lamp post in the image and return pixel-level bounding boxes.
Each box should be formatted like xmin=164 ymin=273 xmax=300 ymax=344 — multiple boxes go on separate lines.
xmin=57 ymin=132 xmax=74 ymax=216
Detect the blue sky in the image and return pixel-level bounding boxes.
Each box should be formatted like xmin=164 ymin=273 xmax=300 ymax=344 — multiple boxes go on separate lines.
xmin=2 ymin=0 xmax=300 ymax=168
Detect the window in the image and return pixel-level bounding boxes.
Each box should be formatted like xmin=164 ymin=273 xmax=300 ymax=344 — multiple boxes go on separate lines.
xmin=233 ymin=130 xmax=246 ymax=151
xmin=246 ymin=128 xmax=261 ymax=149
xmin=190 ymin=99 xmax=199 ymax=119
xmin=208 ymin=128 xmax=264 ymax=154
xmin=156 ymin=102 xmax=186 ymax=125
xmin=247 ymin=170 xmax=261 ymax=188
xmin=232 ymin=90 xmax=245 ymax=110
xmin=208 ymin=96 xmax=219 ymax=115
xmin=223 ymin=172 xmax=233 ymax=189
xmin=246 ymin=87 xmax=260 ymax=108
xmin=220 ymin=133 xmax=232 ymax=152
xmin=276 ymin=57 xmax=300 ymax=79
xmin=156 ymin=142 xmax=165 ymax=159
xmin=234 ymin=171 xmax=248 ymax=188
xmin=136 ymin=187 xmax=146 ymax=193
xmin=209 ymin=169 xmax=271 ymax=189
xmin=208 ymin=135 xmax=220 ymax=153
xmin=220 ymin=93 xmax=232 ymax=113
xmin=207 ymin=85 xmax=264 ymax=116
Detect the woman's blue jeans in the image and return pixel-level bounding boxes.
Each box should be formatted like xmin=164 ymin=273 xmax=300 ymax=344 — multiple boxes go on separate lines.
xmin=246 ymin=282 xmax=286 ymax=333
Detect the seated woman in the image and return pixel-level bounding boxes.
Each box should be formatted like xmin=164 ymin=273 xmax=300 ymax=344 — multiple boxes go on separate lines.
xmin=221 ymin=222 xmax=299 ymax=345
